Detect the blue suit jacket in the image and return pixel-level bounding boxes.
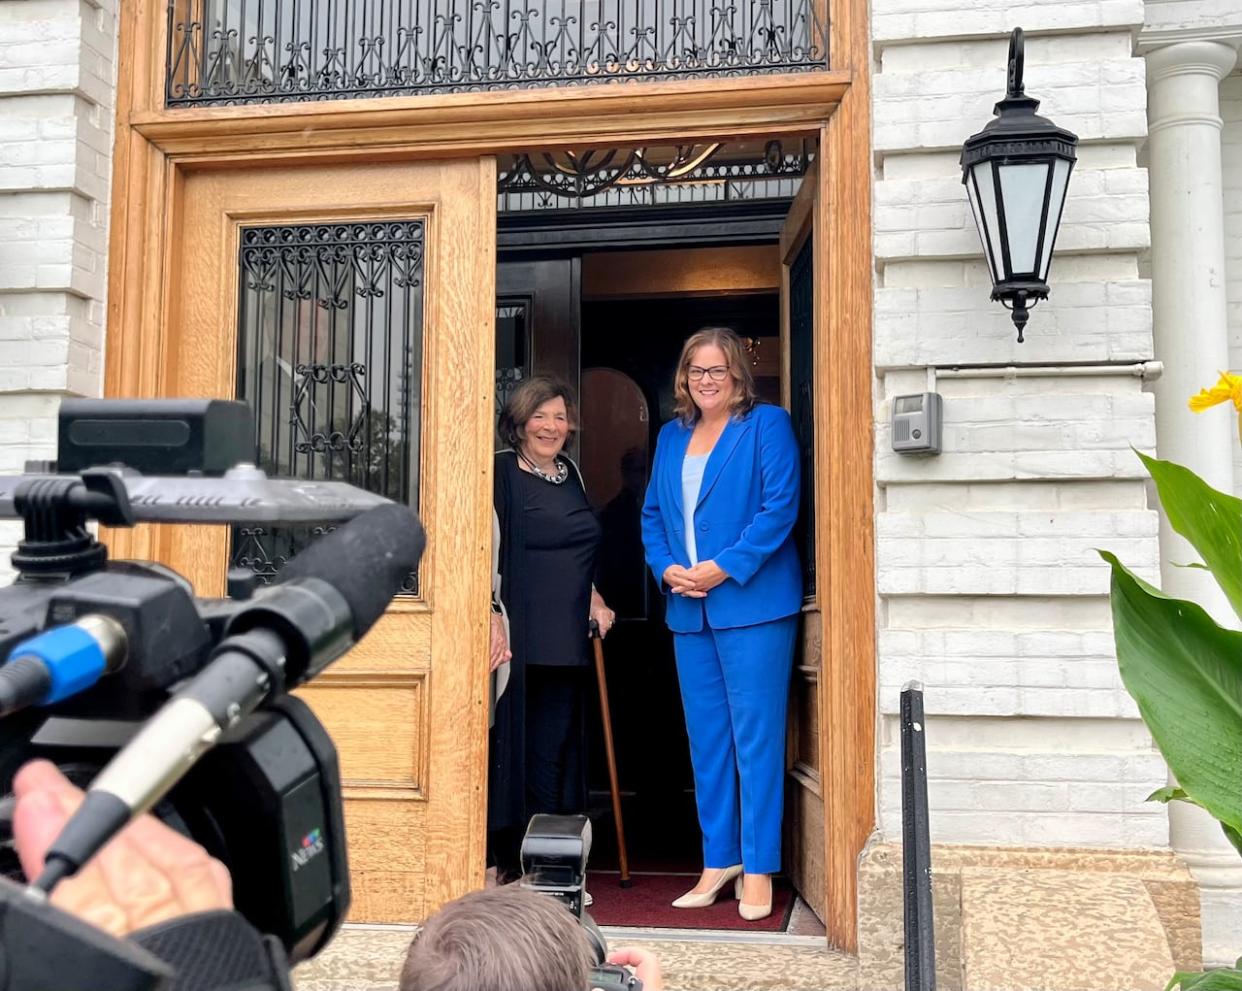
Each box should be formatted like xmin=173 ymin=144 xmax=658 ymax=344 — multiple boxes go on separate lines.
xmin=641 ymin=403 xmax=802 ymax=633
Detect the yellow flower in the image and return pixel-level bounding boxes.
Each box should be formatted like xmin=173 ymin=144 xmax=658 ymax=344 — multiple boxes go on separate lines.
xmin=1188 ymin=371 xmax=1242 ymax=413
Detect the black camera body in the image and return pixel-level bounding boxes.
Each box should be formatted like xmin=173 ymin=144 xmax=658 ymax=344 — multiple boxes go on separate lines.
xmin=520 ymin=814 xmax=644 ymax=991
xmin=0 ymin=400 xmax=388 ymax=967
xmin=0 ymin=692 xmax=350 ymax=962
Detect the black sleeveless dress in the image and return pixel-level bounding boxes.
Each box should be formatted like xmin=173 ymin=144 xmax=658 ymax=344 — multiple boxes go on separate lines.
xmin=489 ymin=451 xmax=601 ymax=865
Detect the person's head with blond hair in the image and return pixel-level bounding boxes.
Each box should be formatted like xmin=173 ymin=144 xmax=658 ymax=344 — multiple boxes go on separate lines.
xmin=398 ymin=886 xmax=594 ymax=991
xmin=671 ymin=326 xmax=759 ymax=425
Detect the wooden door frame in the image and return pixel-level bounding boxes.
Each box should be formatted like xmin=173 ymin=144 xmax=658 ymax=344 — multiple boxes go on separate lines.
xmin=106 ymin=0 xmax=874 ymax=953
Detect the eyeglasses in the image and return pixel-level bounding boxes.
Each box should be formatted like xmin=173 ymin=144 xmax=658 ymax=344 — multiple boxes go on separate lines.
xmin=687 ymin=365 xmax=730 ymax=383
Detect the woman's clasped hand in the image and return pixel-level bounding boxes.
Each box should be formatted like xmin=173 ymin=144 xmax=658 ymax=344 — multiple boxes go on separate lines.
xmin=661 ymin=561 xmax=729 ymax=597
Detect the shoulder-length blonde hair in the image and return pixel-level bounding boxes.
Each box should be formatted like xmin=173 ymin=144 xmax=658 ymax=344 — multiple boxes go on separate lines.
xmin=672 ymin=327 xmax=759 ymax=425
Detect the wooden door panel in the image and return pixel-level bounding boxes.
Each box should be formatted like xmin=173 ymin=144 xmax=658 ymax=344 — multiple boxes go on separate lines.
xmin=781 ymin=159 xmax=827 ymax=924
xmin=151 ymin=158 xmax=495 ymax=922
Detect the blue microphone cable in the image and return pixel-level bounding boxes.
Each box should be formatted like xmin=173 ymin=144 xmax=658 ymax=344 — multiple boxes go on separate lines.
xmin=0 ymin=616 xmax=128 ymax=718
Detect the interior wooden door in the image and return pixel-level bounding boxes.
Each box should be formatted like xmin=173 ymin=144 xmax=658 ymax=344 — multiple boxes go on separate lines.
xmin=148 ymin=158 xmax=497 ymax=922
xmin=781 ymin=159 xmax=827 ymax=922
xmin=496 ymin=257 xmax=581 ymax=388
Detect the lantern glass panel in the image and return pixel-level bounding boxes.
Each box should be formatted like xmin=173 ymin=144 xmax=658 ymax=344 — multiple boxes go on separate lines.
xmin=1038 ymin=158 xmax=1072 ymax=281
xmin=968 ymin=162 xmax=1004 ymax=284
xmin=997 ymin=162 xmax=1050 ymax=275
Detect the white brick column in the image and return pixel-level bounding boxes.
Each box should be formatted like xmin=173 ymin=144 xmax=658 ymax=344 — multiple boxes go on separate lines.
xmin=0 ymin=0 xmax=117 ymax=577
xmin=1144 ymin=36 xmax=1242 ymax=966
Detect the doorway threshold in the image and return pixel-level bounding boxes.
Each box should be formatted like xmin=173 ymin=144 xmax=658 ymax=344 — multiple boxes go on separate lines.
xmin=601 ymin=925 xmax=827 ymax=948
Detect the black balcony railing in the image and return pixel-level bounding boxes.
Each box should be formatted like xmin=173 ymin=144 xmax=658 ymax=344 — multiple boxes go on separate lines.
xmin=165 ymin=0 xmax=829 ymax=107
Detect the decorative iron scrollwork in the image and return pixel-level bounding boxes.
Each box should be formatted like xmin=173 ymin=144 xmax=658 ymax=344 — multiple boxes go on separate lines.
xmin=166 ymin=0 xmax=829 ymax=107
xmin=232 ymin=220 xmax=424 ymax=594
xmin=496 ymin=139 xmax=811 ymax=211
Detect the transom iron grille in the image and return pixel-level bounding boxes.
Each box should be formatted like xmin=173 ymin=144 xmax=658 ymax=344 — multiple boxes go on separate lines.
xmin=497 ymin=140 xmax=810 ymax=211
xmin=165 ymin=0 xmax=829 ymax=107
xmin=232 ymin=220 xmax=425 ymax=594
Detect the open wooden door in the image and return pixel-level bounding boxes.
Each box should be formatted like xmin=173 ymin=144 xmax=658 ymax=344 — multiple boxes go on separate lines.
xmin=780 ymin=157 xmax=828 ymax=924
xmin=108 ymin=158 xmax=497 ymax=922
xmin=780 ymin=120 xmax=877 ymax=949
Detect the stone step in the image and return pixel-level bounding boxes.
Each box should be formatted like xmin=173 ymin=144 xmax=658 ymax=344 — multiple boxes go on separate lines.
xmin=293 ymin=924 xmax=859 ymax=991
xmin=858 ymin=843 xmax=1200 ymax=991
xmin=960 ymin=867 xmax=1175 ymax=991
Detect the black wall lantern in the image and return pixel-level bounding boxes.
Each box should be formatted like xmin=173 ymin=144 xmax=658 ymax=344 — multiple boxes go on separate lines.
xmin=961 ymin=28 xmax=1078 ymax=342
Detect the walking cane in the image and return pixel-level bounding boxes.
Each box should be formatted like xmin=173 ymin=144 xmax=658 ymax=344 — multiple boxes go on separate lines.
xmin=589 ymin=620 xmax=632 ymax=887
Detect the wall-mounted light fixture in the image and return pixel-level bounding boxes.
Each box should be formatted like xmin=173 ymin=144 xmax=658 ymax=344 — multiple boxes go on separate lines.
xmin=961 ymin=28 xmax=1078 ymax=342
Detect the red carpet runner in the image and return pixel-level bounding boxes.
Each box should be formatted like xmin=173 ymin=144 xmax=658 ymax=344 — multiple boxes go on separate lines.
xmin=585 ymin=872 xmax=793 ymax=932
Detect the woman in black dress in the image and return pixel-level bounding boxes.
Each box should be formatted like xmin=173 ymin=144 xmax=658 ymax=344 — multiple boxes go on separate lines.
xmin=489 ymin=376 xmax=616 ymax=881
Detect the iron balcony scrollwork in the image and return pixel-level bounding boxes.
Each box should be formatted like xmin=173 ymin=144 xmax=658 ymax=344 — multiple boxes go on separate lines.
xmin=166 ymin=0 xmax=830 ymax=107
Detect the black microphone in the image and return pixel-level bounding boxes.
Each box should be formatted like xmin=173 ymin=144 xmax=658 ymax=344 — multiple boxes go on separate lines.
xmin=32 ymin=504 xmax=425 ymax=894
xmin=227 ymin=502 xmax=425 ymax=686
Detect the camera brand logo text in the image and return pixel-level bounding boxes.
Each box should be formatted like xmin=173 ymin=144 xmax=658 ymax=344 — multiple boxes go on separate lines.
xmin=290 ymin=827 xmax=325 ymax=871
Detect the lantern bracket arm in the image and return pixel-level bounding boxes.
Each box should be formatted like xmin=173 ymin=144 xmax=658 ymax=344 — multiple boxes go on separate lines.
xmin=1007 ymin=27 xmax=1025 ymax=99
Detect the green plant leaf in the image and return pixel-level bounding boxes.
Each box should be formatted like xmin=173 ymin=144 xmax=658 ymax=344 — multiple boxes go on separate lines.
xmin=1100 ymin=551 xmax=1242 ymax=844
xmin=1139 ymin=451 xmax=1242 ymax=622
xmin=1147 ymin=791 xmax=1242 ymax=853
xmin=1166 ymin=968 xmax=1242 ymax=991
xmin=1167 ymin=971 xmax=1195 ymax=991
xmin=1224 ymin=822 xmax=1242 ymax=858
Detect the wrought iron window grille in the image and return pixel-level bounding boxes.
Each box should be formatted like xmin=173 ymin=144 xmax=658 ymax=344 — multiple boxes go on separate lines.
xmin=166 ymin=0 xmax=829 ymax=107
xmin=233 ymin=220 xmax=424 ymax=596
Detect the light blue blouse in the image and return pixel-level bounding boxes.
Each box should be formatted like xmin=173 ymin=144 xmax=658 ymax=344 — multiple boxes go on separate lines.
xmin=681 ymin=453 xmax=709 ymax=565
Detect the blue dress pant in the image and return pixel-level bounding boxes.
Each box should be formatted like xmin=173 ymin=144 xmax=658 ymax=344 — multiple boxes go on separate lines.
xmin=673 ymin=615 xmax=797 ymax=875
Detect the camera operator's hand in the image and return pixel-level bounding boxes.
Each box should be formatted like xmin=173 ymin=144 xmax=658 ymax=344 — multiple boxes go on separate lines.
xmin=12 ymin=760 xmax=233 ymax=938
xmin=606 ymin=947 xmax=664 ymax=991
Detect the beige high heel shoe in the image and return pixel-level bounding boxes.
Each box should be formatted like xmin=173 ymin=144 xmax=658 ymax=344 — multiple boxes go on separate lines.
xmin=670 ymin=864 xmax=743 ymax=909
xmin=737 ymin=874 xmax=773 ymax=921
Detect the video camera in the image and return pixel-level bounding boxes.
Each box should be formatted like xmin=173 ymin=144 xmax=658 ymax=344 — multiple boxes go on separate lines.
xmin=0 ymin=399 xmax=426 ymax=990
xmin=520 ymin=814 xmax=642 ymax=991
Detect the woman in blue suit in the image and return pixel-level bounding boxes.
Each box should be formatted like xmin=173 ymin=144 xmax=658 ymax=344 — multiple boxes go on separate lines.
xmin=641 ymin=327 xmax=801 ymax=922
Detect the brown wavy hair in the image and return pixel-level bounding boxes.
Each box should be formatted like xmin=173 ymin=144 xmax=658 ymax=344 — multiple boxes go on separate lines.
xmin=672 ymin=327 xmax=759 ymax=425
xmin=498 ymin=374 xmax=578 ymax=449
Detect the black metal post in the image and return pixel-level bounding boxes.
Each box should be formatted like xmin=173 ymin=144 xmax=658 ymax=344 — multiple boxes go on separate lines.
xmin=901 ymin=681 xmax=936 ymax=991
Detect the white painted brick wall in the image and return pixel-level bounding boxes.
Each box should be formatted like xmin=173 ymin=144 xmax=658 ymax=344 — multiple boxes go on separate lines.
xmin=1143 ymin=0 xmax=1242 ymax=37
xmin=0 ymin=0 xmax=116 ymax=579
xmin=873 ymin=3 xmax=1161 ymax=850
xmin=877 ymin=378 xmax=1157 ymax=483
xmin=873 ymin=0 xmax=1145 ymax=44
xmin=876 ymin=168 xmax=1150 ymax=262
xmin=874 ymin=35 xmax=1148 ymax=154
xmin=879 ymin=628 xmax=1139 ymax=718
xmin=876 ymin=280 xmax=1153 ymax=367
xmin=876 ymin=714 xmax=1169 ymax=847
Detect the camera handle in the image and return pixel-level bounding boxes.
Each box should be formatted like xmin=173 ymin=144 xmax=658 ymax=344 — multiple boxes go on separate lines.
xmin=0 ymin=878 xmax=172 ymax=990
xmin=11 ymin=470 xmax=135 ymax=579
